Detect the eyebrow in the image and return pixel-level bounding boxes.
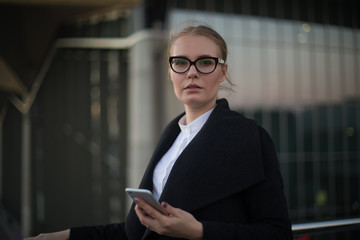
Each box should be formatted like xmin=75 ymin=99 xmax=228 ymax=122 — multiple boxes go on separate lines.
xmin=171 ymin=55 xmax=217 ymax=59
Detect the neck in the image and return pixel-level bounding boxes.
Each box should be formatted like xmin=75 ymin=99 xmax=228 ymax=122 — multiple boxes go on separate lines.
xmin=184 ymin=100 xmax=216 ymax=124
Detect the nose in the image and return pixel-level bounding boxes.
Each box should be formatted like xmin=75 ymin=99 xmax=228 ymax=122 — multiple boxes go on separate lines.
xmin=187 ymin=64 xmax=198 ymax=78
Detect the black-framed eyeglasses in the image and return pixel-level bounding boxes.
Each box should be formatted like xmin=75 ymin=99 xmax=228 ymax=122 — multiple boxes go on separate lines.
xmin=169 ymin=56 xmax=225 ymax=74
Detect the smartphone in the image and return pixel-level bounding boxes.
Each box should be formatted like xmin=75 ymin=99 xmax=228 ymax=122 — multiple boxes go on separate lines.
xmin=125 ymin=188 xmax=162 ymax=212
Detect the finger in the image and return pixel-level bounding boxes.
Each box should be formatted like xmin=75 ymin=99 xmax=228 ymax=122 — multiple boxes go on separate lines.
xmin=134 ymin=204 xmax=147 ymax=219
xmin=160 ymin=201 xmax=179 ymax=217
xmin=135 ymin=198 xmax=164 ymax=218
xmin=135 ymin=204 xmax=156 ymax=228
xmin=134 ymin=201 xmax=153 ymax=218
xmin=160 ymin=202 xmax=172 ymax=216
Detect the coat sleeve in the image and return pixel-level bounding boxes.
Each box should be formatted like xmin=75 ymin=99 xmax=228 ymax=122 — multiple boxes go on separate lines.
xmin=201 ymin=127 xmax=293 ymax=240
xmin=70 ymin=223 xmax=128 ymax=240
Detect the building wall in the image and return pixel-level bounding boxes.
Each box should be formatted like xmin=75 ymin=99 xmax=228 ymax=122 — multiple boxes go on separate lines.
xmin=0 ymin=0 xmax=359 ymax=239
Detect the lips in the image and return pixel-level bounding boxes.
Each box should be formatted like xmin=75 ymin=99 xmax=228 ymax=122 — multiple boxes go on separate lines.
xmin=185 ymin=84 xmax=202 ymax=89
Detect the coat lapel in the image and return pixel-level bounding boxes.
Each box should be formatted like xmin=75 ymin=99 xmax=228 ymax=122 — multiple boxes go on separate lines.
xmin=158 ymin=99 xmax=265 ymax=213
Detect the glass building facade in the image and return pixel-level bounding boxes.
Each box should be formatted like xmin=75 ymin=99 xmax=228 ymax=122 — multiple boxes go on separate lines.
xmin=1 ymin=0 xmax=359 ymax=239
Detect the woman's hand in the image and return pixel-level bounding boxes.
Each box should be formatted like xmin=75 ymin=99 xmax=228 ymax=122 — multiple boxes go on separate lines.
xmin=134 ymin=198 xmax=203 ymax=240
xmin=24 ymin=229 xmax=70 ymax=240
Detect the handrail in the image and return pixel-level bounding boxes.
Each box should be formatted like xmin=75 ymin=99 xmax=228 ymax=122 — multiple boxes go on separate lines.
xmin=292 ymin=217 xmax=360 ymax=236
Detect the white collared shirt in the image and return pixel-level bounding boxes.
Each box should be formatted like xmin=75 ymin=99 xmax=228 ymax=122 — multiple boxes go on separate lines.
xmin=152 ymin=108 xmax=214 ymax=200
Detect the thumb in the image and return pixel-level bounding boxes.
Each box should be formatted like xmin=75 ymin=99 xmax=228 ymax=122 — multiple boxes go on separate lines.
xmin=160 ymin=201 xmax=175 ymax=215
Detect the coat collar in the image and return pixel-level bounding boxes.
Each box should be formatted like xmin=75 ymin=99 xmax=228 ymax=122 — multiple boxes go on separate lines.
xmin=140 ymin=98 xmax=264 ymax=211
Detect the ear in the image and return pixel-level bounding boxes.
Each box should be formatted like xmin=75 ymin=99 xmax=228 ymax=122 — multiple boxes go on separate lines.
xmin=168 ymin=68 xmax=173 ymax=82
xmin=220 ymin=63 xmax=228 ymax=82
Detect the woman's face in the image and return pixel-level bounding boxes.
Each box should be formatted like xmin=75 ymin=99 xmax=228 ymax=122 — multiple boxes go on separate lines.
xmin=169 ymin=35 xmax=227 ymax=110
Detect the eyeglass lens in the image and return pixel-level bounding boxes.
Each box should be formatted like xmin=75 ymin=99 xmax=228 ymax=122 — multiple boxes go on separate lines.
xmin=170 ymin=57 xmax=217 ymax=74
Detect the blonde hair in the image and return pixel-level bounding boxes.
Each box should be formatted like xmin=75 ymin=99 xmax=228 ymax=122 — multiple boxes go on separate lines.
xmin=168 ymin=24 xmax=227 ymax=60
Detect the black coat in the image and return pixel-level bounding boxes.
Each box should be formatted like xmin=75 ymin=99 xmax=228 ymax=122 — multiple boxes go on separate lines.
xmin=70 ymin=99 xmax=292 ymax=240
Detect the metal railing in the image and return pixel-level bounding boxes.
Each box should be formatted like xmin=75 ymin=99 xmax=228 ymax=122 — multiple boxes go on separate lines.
xmin=292 ymin=217 xmax=360 ymax=236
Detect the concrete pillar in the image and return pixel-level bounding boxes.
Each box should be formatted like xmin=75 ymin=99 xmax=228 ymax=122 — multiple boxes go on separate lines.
xmin=126 ymin=33 xmax=163 ymax=194
xmin=126 ymin=30 xmax=183 ymax=209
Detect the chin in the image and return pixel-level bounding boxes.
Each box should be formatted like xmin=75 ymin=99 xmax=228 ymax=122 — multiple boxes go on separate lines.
xmin=178 ymin=93 xmax=216 ymax=109
xmin=183 ymin=99 xmax=211 ymax=109
xmin=180 ymin=96 xmax=202 ymax=104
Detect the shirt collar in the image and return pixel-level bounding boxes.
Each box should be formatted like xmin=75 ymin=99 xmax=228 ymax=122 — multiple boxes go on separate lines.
xmin=178 ymin=107 xmax=215 ymax=137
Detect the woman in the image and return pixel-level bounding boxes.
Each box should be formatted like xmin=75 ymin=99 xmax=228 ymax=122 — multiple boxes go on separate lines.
xmin=26 ymin=24 xmax=292 ymax=240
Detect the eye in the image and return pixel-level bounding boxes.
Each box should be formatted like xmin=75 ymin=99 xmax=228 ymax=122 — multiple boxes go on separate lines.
xmin=197 ymin=58 xmax=215 ymax=66
xmin=172 ymin=58 xmax=188 ymax=66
